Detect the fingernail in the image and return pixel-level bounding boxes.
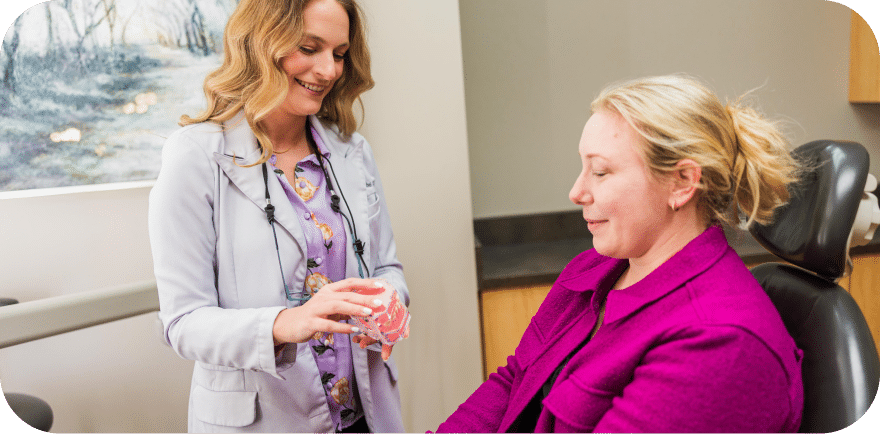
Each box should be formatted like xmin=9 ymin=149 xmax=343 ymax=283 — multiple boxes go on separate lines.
xmin=362 ymin=307 xmax=372 ymax=315
xmin=374 ymin=281 xmax=384 ymax=287
xmin=373 ymin=299 xmax=383 ymax=306
xmin=351 ymin=327 xmax=360 ymax=333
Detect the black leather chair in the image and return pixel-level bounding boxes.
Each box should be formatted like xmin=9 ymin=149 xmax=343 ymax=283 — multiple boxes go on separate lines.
xmin=0 ymin=298 xmax=54 ymax=432
xmin=749 ymin=140 xmax=880 ymax=432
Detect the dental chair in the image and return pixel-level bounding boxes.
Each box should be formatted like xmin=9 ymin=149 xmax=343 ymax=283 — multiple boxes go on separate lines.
xmin=749 ymin=140 xmax=880 ymax=432
xmin=0 ymin=298 xmax=54 ymax=432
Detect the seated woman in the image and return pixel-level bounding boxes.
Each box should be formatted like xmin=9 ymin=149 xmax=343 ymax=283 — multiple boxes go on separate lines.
xmin=437 ymin=75 xmax=804 ymax=433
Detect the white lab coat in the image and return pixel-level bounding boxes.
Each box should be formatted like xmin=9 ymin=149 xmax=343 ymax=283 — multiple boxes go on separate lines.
xmin=148 ymin=112 xmax=408 ymax=432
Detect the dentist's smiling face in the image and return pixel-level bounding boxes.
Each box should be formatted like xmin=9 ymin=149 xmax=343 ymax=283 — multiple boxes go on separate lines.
xmin=277 ymin=0 xmax=349 ymax=119
xmin=569 ymin=109 xmax=675 ymax=260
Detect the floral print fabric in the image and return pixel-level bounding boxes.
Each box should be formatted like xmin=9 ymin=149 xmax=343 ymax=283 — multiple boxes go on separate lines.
xmin=269 ymin=127 xmax=363 ymax=431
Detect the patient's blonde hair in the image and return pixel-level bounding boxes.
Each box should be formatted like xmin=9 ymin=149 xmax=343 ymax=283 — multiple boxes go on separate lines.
xmin=592 ymin=74 xmax=800 ymax=227
xmin=180 ymin=0 xmax=374 ymax=165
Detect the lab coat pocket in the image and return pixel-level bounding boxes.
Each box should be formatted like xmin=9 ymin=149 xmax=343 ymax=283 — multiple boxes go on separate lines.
xmin=365 ymin=178 xmax=380 ymax=220
xmin=364 ymin=178 xmax=381 ymax=270
xmin=192 ymin=385 xmax=258 ymax=427
xmin=194 ymin=362 xmax=246 ymax=391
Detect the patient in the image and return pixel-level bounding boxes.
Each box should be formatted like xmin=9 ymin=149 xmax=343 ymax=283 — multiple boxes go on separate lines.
xmin=437 ymin=74 xmax=804 ymax=433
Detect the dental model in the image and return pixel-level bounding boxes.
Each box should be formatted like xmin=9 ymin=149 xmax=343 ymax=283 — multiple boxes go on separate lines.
xmin=353 ymin=280 xmax=411 ymax=345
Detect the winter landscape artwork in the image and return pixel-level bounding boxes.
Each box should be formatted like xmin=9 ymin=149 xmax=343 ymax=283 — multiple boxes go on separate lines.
xmin=0 ymin=0 xmax=234 ymax=192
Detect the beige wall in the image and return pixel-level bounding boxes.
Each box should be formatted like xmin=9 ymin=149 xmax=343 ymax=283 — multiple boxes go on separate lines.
xmin=358 ymin=1 xmax=482 ymax=431
xmin=0 ymin=0 xmax=480 ymax=432
xmin=462 ymin=0 xmax=880 ymax=218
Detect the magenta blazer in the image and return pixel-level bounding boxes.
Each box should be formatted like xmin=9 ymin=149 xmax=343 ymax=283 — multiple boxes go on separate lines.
xmin=438 ymin=226 xmax=803 ymax=432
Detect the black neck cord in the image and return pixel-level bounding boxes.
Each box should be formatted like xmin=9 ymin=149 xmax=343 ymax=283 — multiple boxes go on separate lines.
xmin=306 ymin=128 xmax=370 ymax=278
xmin=322 ymin=156 xmax=369 ymax=278
xmin=260 ymin=121 xmax=370 ymax=303
xmin=262 ymin=163 xmax=304 ymax=302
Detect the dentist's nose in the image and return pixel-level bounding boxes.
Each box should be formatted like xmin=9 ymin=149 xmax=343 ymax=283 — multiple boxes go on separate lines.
xmin=314 ymin=52 xmax=337 ymax=80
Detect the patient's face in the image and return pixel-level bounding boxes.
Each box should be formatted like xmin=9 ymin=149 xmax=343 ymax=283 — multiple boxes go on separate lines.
xmin=569 ymin=110 xmax=674 ymax=260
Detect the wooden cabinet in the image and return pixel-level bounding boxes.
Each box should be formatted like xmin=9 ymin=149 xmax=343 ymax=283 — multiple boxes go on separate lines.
xmin=479 ymin=284 xmax=551 ymax=379
xmin=849 ymin=11 xmax=880 ymax=103
xmin=840 ymin=254 xmax=880 ymax=355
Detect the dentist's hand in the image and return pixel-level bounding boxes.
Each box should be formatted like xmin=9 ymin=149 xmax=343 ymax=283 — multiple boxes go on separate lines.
xmin=272 ymin=278 xmax=384 ymax=345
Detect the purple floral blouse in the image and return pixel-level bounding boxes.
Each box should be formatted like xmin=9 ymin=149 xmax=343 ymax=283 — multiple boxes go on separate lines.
xmin=269 ymin=126 xmax=364 ymax=431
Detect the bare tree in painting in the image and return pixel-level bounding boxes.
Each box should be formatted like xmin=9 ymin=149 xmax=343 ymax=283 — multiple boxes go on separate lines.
xmin=120 ymin=0 xmax=145 ymax=48
xmin=2 ymin=16 xmax=24 ymax=93
xmin=187 ymin=1 xmax=211 ymax=56
xmin=59 ymin=0 xmax=109 ymax=68
xmin=154 ymin=0 xmax=216 ymax=56
xmin=99 ymin=0 xmax=119 ymax=51
xmin=45 ymin=2 xmax=56 ymax=57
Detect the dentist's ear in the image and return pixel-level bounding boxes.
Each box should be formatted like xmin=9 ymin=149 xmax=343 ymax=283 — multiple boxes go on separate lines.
xmin=668 ymin=159 xmax=701 ymax=211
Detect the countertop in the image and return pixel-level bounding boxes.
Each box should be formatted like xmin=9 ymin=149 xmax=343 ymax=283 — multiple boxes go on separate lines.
xmin=476 ymin=226 xmax=880 ymax=291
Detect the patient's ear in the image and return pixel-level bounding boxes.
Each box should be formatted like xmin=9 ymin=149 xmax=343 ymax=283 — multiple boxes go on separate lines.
xmin=668 ymin=159 xmax=701 ymax=210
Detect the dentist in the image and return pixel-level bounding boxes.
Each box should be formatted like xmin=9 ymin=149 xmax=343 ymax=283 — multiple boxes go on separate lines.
xmin=148 ymin=0 xmax=409 ymax=432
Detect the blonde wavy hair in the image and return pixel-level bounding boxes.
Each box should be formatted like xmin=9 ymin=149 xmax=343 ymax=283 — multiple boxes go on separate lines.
xmin=180 ymin=0 xmax=374 ymax=165
xmin=592 ymin=74 xmax=801 ymax=227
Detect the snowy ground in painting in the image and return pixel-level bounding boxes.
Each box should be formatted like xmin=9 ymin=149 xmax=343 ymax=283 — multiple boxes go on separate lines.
xmin=0 ymin=45 xmax=221 ymax=191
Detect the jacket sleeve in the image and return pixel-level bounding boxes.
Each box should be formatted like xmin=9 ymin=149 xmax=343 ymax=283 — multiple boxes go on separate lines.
xmin=149 ymin=129 xmax=291 ymax=379
xmin=582 ymin=325 xmax=798 ymax=433
xmin=359 ymin=137 xmax=410 ymax=307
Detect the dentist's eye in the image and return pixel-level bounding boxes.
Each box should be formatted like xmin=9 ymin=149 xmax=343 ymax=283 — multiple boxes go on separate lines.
xmin=592 ymin=171 xmax=607 ymax=177
xmin=299 ymin=46 xmax=316 ymax=55
xmin=333 ymin=52 xmax=347 ymax=61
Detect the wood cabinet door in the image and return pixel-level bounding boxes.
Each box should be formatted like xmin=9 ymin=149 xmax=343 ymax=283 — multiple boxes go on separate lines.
xmin=480 ymin=285 xmax=551 ymax=379
xmin=849 ymin=10 xmax=880 ymax=103
xmin=844 ymin=255 xmax=880 ymax=356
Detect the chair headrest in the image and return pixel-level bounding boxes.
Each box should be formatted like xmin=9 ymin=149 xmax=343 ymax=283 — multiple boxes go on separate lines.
xmin=749 ymin=140 xmax=873 ymax=281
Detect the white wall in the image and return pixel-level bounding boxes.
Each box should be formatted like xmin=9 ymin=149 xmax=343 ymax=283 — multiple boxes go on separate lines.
xmin=0 ymin=185 xmax=195 ymax=433
xmin=462 ymin=0 xmax=880 ymax=218
xmin=1 ymin=0 xmax=481 ymax=432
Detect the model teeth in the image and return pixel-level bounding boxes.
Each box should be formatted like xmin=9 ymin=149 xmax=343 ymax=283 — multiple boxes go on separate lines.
xmin=296 ymin=79 xmax=324 ymax=92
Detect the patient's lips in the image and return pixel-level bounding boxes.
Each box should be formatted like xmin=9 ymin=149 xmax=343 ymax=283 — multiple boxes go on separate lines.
xmin=586 ymin=218 xmax=608 ymax=232
xmin=351 ymin=280 xmax=411 ymax=345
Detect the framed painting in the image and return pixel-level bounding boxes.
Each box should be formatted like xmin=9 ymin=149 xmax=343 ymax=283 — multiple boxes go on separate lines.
xmin=0 ymin=0 xmax=235 ymax=192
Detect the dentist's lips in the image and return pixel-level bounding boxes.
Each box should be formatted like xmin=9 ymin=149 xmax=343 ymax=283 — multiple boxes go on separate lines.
xmin=295 ymin=78 xmax=326 ymax=93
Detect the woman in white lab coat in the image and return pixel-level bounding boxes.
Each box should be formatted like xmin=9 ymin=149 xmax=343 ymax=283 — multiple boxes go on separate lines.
xmin=148 ymin=0 xmax=409 ymax=432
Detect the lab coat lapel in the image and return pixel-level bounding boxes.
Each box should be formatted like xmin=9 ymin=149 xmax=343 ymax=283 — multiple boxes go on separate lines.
xmin=212 ymin=114 xmax=307 ymax=249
